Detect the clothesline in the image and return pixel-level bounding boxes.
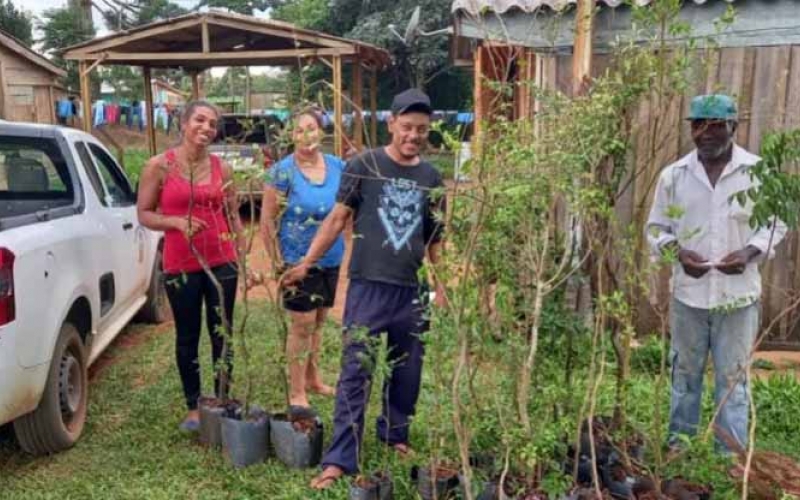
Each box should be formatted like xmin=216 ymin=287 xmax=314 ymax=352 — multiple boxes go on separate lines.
xmin=252 ymin=108 xmax=475 ymax=125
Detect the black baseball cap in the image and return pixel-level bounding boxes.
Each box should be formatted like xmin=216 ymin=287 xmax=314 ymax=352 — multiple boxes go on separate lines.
xmin=391 ymin=88 xmax=432 ymax=116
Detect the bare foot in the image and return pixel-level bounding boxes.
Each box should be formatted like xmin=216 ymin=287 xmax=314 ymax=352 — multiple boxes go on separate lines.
xmin=391 ymin=442 xmax=415 ymax=458
xmin=310 ymin=465 xmax=345 ymax=489
xmin=307 ymin=383 xmax=336 ymax=396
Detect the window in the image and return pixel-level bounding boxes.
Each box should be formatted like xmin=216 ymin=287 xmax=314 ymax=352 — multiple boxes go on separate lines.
xmin=0 ymin=136 xmax=72 ymax=200
xmin=75 ymin=142 xmax=104 ymax=204
xmin=9 ymin=86 xmax=33 ymax=106
xmin=86 ymin=143 xmax=135 ymax=207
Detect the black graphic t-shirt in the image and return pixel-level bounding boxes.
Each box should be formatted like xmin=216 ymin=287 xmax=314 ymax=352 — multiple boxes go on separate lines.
xmin=337 ymin=148 xmax=445 ymax=287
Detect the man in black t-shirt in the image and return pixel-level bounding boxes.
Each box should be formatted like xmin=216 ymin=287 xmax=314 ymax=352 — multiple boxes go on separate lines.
xmin=284 ymin=88 xmax=446 ymax=489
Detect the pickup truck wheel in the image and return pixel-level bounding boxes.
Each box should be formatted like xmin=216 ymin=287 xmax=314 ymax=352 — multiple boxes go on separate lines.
xmin=14 ymin=322 xmax=87 ymax=455
xmin=136 ymin=248 xmax=171 ymax=324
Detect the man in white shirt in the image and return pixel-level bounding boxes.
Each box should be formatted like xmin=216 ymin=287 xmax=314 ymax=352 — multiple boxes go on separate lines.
xmin=646 ymin=94 xmax=786 ymax=451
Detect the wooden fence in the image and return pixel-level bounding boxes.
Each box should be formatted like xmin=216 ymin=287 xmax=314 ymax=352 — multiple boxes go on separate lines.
xmin=535 ymin=46 xmax=800 ymax=347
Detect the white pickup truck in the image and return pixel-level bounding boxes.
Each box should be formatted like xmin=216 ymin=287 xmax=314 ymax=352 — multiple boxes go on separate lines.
xmin=0 ymin=122 xmax=167 ymax=455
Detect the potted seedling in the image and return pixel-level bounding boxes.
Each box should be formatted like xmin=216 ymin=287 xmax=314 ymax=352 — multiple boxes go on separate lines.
xmin=268 ymin=294 xmax=324 ymax=468
xmin=412 ymin=461 xmax=461 ymax=500
xmin=348 ymin=334 xmax=396 ymax=500
xmin=217 ymin=171 xmax=272 ymax=468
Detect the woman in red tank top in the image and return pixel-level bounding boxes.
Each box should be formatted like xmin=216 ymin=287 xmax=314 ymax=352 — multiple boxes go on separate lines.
xmin=136 ymin=101 xmax=244 ymax=432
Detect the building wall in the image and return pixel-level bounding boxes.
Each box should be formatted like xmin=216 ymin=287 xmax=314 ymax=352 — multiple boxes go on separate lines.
xmin=0 ymin=44 xmax=61 ymax=124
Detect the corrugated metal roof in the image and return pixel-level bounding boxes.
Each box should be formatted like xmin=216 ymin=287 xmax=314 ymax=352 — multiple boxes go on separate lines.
xmin=452 ymin=0 xmax=734 ymax=15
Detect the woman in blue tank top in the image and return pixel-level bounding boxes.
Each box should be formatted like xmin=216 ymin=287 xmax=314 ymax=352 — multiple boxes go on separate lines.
xmin=260 ymin=109 xmax=345 ymax=413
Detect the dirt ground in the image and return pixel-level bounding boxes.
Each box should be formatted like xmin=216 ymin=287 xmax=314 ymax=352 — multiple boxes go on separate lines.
xmin=91 ymin=123 xmax=176 ymax=151
xmin=242 ymin=222 xmax=352 ymax=323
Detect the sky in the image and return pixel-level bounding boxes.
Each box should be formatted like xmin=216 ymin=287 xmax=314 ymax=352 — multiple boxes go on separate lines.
xmin=11 ymin=0 xmax=280 ymax=76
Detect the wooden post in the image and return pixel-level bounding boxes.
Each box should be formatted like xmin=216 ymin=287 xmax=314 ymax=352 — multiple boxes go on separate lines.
xmin=332 ymin=55 xmax=343 ymax=158
xmin=245 ymin=66 xmax=251 ymax=113
xmin=519 ymin=49 xmax=535 ymax=119
xmin=48 ymin=85 xmax=55 ymax=124
xmin=0 ymin=60 xmax=7 ymax=119
xmin=143 ymin=66 xmax=156 ymax=156
xmin=201 ymin=18 xmax=210 ymax=53
xmin=79 ymin=60 xmax=92 ymax=133
xmin=572 ymin=0 xmax=594 ymax=95
xmin=369 ymin=66 xmax=378 ymax=147
xmin=352 ymin=62 xmax=363 ymax=151
xmin=191 ymin=71 xmax=201 ymax=100
xmin=473 ymin=45 xmax=484 ymax=153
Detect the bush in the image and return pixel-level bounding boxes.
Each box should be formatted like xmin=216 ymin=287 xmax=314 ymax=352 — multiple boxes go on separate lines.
xmin=123 ymin=149 xmax=149 ymax=186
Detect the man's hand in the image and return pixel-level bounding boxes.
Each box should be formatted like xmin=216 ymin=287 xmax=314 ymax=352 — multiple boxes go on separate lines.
xmin=244 ymin=270 xmax=264 ymax=291
xmin=716 ymin=246 xmax=760 ymax=275
xmin=678 ymin=249 xmax=711 ymax=279
xmin=282 ymin=262 xmax=310 ymax=287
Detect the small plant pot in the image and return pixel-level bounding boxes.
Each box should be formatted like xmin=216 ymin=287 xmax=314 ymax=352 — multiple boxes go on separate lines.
xmin=412 ymin=464 xmax=460 ymax=500
xmin=349 ymin=473 xmax=395 ymax=500
xmin=198 ymin=397 xmax=242 ymax=448
xmin=372 ymin=471 xmax=394 ymax=500
xmin=269 ymin=412 xmax=323 ymax=468
xmin=458 ymin=474 xmax=499 ymax=500
xmin=601 ymin=451 xmax=636 ymax=500
xmin=662 ymin=478 xmax=712 ymax=500
xmin=220 ymin=406 xmax=270 ymax=468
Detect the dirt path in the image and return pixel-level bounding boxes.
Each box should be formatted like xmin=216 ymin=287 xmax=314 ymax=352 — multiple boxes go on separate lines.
xmin=753 ymin=350 xmax=800 ymax=379
xmin=242 ymin=223 xmax=352 ymax=323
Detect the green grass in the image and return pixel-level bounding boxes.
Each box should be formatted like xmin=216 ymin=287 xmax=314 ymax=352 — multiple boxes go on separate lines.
xmin=0 ymin=303 xmax=429 ymax=500
xmin=122 ymin=149 xmax=149 ymax=187
xmin=2 ymin=303 xmax=798 ymax=499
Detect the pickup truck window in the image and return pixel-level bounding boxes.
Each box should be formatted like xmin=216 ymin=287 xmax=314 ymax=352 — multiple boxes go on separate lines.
xmin=75 ymin=142 xmax=105 ymax=205
xmin=75 ymin=141 xmax=135 ymax=208
xmin=88 ymin=144 xmax=135 ymax=207
xmin=0 ymin=136 xmax=73 ymax=201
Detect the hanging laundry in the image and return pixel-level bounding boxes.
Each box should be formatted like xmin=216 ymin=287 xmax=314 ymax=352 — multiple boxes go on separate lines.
xmin=92 ymin=100 xmax=105 ymax=127
xmin=56 ymin=99 xmax=73 ymax=125
xmin=139 ymin=101 xmax=147 ymax=130
xmin=456 ymin=112 xmax=474 ymax=124
xmin=155 ymin=105 xmax=169 ymax=131
xmin=105 ymin=104 xmax=120 ymax=124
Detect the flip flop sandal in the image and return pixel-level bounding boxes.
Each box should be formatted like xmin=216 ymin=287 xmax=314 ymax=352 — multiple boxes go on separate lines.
xmin=288 ymin=405 xmax=318 ymax=421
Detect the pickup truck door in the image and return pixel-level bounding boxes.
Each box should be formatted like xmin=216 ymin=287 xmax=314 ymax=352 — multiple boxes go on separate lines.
xmin=73 ymin=141 xmax=144 ymax=321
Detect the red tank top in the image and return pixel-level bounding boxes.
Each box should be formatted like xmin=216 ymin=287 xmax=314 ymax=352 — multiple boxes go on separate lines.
xmin=160 ymin=149 xmax=237 ymax=274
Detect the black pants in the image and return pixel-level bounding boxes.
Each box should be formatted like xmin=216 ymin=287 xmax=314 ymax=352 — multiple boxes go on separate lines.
xmin=164 ymin=263 xmax=238 ymax=410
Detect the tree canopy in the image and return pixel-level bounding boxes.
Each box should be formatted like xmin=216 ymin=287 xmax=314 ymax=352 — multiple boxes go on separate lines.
xmin=0 ymin=0 xmax=33 ymax=46
xmin=39 ymin=6 xmax=96 ymax=92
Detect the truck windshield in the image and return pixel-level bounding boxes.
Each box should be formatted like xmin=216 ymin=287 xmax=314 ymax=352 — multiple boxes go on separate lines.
xmin=0 ymin=136 xmax=73 ymax=202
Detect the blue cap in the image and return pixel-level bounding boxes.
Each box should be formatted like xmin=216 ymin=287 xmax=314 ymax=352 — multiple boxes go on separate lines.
xmin=687 ymin=94 xmax=737 ymax=121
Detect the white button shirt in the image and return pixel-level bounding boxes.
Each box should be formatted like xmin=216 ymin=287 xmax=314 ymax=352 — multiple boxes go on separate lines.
xmin=646 ymin=144 xmax=787 ymax=310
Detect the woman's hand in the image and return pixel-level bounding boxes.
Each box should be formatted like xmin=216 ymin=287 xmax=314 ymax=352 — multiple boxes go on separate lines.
xmin=171 ymin=216 xmax=208 ymax=238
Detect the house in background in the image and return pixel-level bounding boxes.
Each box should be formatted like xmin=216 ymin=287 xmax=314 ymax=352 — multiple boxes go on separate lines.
xmin=0 ymin=29 xmax=67 ymax=124
xmin=451 ymin=0 xmax=800 ymax=346
xmin=152 ymin=79 xmax=188 ymax=106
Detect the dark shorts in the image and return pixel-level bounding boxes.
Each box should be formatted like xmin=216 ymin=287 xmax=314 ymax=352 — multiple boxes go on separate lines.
xmin=283 ymin=266 xmax=340 ymax=312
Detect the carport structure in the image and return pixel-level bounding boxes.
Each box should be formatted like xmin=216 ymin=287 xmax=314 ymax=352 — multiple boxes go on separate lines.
xmin=61 ymin=11 xmax=391 ymax=157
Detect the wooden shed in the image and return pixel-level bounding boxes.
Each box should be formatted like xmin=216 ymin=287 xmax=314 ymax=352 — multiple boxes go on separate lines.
xmin=153 ymin=79 xmax=188 ymax=106
xmin=61 ymin=11 xmax=390 ymax=158
xmin=0 ymin=29 xmax=67 ymax=124
xmin=452 ymin=0 xmax=800 ymax=347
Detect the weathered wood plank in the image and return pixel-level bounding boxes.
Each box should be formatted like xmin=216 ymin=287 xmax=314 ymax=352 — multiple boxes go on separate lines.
xmin=748 ymin=46 xmax=791 ymax=153
xmin=735 ymin=48 xmax=757 ymax=146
